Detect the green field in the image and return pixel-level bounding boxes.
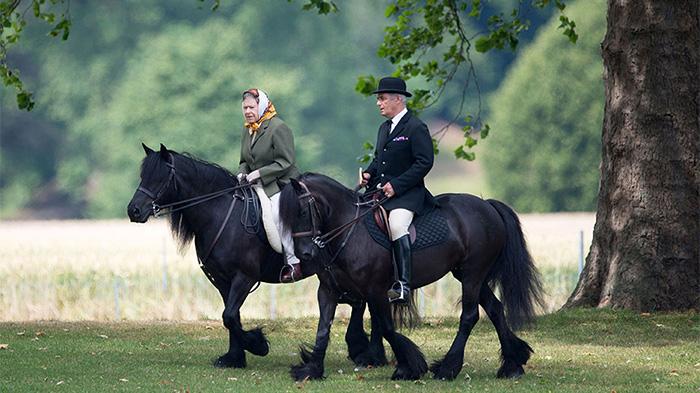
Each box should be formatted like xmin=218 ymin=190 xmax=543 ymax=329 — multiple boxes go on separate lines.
xmin=1 ymin=309 xmax=697 ymax=392
xmin=0 ymin=215 xmax=595 ymax=321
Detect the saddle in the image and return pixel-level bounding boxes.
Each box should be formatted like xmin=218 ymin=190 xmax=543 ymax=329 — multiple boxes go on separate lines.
xmin=250 ymin=184 xmax=283 ymax=253
xmin=364 ymin=205 xmax=449 ymax=251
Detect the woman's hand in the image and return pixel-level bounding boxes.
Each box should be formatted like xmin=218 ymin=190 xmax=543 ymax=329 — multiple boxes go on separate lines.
xmin=246 ymin=170 xmax=261 ymax=183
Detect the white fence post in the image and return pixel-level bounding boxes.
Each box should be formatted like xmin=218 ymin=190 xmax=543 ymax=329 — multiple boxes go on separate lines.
xmin=114 ymin=277 xmax=121 ymax=320
xmin=270 ymin=285 xmax=277 ymax=320
xmin=161 ymin=235 xmax=168 ymax=292
xmin=578 ymin=230 xmax=585 ymax=275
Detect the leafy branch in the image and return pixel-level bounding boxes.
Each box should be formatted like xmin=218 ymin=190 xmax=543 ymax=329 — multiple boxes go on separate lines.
xmin=351 ymin=0 xmax=577 ymax=161
xmin=1 ymin=0 xmax=71 ymax=111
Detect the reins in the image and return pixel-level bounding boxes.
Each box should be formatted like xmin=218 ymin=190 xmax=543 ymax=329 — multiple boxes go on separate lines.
xmin=292 ymin=182 xmax=388 ymax=249
xmin=136 ymin=155 xmax=252 ymax=217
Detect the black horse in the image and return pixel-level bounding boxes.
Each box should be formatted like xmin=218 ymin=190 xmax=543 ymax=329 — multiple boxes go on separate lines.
xmin=127 ymin=144 xmax=387 ymax=369
xmin=280 ymin=173 xmax=544 ymax=381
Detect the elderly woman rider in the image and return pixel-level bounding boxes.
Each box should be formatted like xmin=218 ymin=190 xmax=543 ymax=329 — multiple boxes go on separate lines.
xmin=237 ymin=88 xmax=301 ymax=283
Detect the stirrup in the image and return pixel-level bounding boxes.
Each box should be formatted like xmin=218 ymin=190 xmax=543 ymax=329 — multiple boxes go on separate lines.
xmin=387 ymin=281 xmax=410 ymax=303
xmin=279 ymin=263 xmax=300 ymax=284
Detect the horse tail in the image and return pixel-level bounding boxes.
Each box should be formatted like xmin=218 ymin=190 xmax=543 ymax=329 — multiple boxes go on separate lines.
xmin=392 ymin=291 xmax=421 ymax=330
xmin=486 ymin=199 xmax=545 ymax=330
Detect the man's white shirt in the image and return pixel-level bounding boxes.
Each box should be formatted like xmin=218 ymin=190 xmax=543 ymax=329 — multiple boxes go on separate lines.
xmin=390 ymin=108 xmax=408 ymax=134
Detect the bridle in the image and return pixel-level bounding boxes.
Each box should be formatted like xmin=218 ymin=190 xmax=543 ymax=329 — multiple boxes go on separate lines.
xmin=136 ymin=155 xmax=248 ymax=217
xmin=137 ymin=158 xmax=177 ymax=216
xmin=291 ymin=182 xmax=326 ymax=248
xmin=291 ymin=181 xmax=387 ymax=249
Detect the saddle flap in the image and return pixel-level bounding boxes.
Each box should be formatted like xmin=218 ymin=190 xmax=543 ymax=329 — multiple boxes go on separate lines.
xmin=373 ymin=207 xmax=417 ymax=244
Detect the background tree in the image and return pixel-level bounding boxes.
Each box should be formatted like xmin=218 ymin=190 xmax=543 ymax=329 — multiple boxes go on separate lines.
xmin=484 ymin=0 xmax=604 ymax=212
xmin=2 ymin=0 xmax=556 ymax=218
xmin=564 ymin=0 xmax=699 ymax=310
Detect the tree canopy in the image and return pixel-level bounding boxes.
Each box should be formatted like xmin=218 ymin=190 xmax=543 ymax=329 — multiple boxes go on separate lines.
xmin=484 ymin=0 xmax=604 ymax=212
xmin=2 ymin=0 xmax=569 ymax=218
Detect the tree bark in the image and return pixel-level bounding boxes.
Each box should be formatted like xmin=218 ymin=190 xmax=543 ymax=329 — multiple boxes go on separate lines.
xmin=564 ymin=0 xmax=699 ymax=311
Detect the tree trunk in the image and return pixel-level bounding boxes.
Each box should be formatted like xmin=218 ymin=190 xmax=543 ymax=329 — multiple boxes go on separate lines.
xmin=564 ymin=0 xmax=699 ymax=311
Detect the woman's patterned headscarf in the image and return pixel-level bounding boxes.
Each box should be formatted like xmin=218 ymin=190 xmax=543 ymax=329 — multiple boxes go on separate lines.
xmin=243 ymin=88 xmax=277 ymax=134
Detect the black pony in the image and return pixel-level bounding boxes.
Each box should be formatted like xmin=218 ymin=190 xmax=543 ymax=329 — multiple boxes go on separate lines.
xmin=280 ymin=173 xmax=544 ymax=381
xmin=127 ymin=144 xmax=387 ymax=369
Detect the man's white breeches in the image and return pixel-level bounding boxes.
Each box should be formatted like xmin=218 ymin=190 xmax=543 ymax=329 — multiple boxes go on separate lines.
xmin=270 ymin=192 xmax=300 ymax=265
xmin=388 ymin=208 xmax=414 ymax=241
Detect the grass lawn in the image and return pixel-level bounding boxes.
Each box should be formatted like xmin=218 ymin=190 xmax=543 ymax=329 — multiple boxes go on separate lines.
xmin=1 ymin=309 xmax=698 ymax=392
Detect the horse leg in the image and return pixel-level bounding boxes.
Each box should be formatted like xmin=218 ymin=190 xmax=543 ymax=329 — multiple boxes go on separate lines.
xmin=290 ymin=284 xmax=337 ymax=380
xmin=348 ymin=302 xmax=388 ymax=367
xmin=368 ymin=299 xmax=427 ymax=380
xmin=430 ymin=277 xmax=481 ymax=380
xmin=479 ymin=284 xmax=533 ymax=379
xmin=215 ymin=274 xmax=266 ymax=368
xmin=345 ymin=302 xmax=370 ymax=363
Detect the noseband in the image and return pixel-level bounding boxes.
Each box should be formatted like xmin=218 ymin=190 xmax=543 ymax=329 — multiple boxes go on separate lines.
xmin=137 ymin=158 xmax=176 ymax=216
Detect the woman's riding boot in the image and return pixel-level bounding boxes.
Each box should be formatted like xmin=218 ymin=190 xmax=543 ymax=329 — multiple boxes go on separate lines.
xmin=387 ymin=234 xmax=412 ymax=303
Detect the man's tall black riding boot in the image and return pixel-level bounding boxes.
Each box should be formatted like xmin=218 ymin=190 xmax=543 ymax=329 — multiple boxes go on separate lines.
xmin=387 ymin=234 xmax=412 ymax=303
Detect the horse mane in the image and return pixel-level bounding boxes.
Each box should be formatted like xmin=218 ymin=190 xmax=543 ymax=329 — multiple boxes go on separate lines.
xmin=279 ymin=172 xmax=354 ymax=234
xmin=167 ymin=151 xmax=238 ymax=252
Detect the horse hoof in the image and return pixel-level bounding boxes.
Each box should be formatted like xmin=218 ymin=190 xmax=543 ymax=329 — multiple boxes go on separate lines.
xmin=430 ymin=357 xmax=462 ymax=380
xmin=391 ymin=365 xmax=422 ymax=381
xmin=290 ymin=364 xmax=324 ymax=381
xmin=243 ymin=328 xmax=270 ymax=357
xmin=214 ymin=353 xmax=246 ymax=368
xmin=496 ymin=362 xmax=525 ymax=379
xmin=352 ymin=351 xmax=388 ymax=368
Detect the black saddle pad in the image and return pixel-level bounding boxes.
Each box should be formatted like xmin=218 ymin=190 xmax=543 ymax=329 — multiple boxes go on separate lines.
xmin=364 ymin=207 xmax=449 ymax=251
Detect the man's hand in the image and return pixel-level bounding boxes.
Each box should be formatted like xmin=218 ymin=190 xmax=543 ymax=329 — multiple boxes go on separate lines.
xmin=382 ymin=182 xmax=395 ymax=198
xmin=359 ymin=173 xmax=371 ymax=188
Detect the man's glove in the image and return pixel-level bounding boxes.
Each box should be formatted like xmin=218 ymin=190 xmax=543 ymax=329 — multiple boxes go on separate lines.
xmin=236 ymin=173 xmax=247 ymax=183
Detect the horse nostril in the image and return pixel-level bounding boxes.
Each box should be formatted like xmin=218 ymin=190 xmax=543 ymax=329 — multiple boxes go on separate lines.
xmin=129 ymin=206 xmax=140 ymax=217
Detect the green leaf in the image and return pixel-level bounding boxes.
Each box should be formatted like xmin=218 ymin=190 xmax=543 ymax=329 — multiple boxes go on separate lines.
xmin=17 ymin=91 xmax=34 ymax=111
xmin=432 ymin=138 xmax=439 ymax=155
xmin=385 ymin=3 xmax=397 ymax=18
xmin=465 ymin=135 xmax=478 ymax=149
xmin=474 ymin=36 xmax=492 ymax=53
xmin=480 ymin=123 xmax=490 ymax=139
xmin=454 ymin=145 xmax=475 ymax=161
xmin=356 ymin=153 xmax=373 ymax=164
xmin=362 ymin=141 xmax=375 ymax=151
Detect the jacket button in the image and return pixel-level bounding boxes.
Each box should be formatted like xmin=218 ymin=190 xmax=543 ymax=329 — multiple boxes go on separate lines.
xmin=381 ymin=173 xmax=385 ymax=177
xmin=383 ymin=148 xmax=387 ymax=152
xmin=382 ymin=161 xmax=386 ymax=164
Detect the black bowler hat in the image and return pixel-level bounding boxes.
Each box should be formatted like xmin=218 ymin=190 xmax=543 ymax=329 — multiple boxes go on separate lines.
xmin=371 ymin=76 xmax=412 ymax=97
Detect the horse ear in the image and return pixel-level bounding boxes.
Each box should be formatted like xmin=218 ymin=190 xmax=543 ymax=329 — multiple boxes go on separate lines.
xmin=142 ymin=143 xmax=154 ymax=155
xmin=159 ymin=143 xmax=172 ymax=160
xmin=290 ymin=178 xmax=303 ymax=193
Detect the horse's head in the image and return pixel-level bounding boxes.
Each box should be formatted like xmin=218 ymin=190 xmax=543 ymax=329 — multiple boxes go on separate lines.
xmin=127 ymin=143 xmax=177 ymax=223
xmin=280 ymin=177 xmax=328 ymax=261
